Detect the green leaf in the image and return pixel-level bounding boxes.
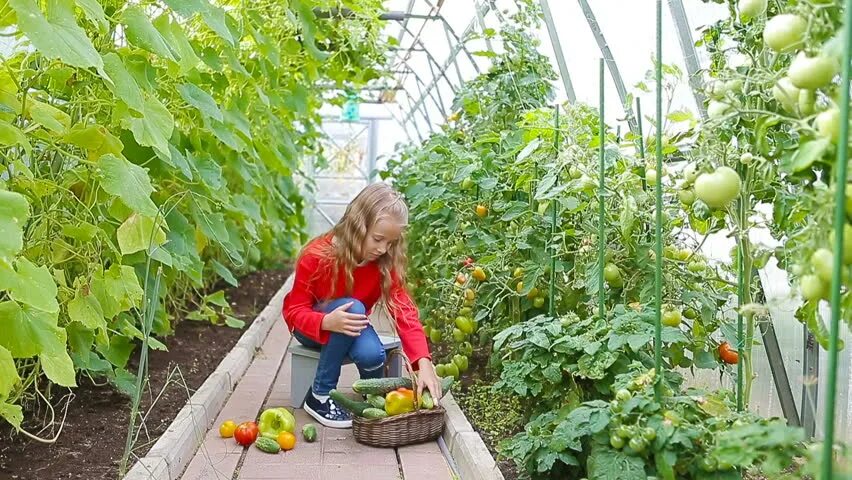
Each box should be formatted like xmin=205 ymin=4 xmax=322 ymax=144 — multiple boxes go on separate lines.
xmin=587 ymin=443 xmax=646 ymax=480
xmin=0 ymin=401 xmax=23 ymax=429
xmin=122 ymin=6 xmax=176 ymax=61
xmin=0 ymin=260 xmax=14 ymax=291
xmin=190 ymin=152 xmax=224 ymax=189
xmin=472 ymin=50 xmax=497 ymax=58
xmin=0 ymin=189 xmax=29 ymax=260
xmin=0 ymin=346 xmax=19 ymax=398
xmin=501 ymin=202 xmax=529 ymax=222
xmin=27 ymin=99 xmax=70 ymax=133
xmin=90 ymin=264 xmax=144 ymax=319
xmin=160 ymin=144 xmax=193 ymax=180
xmin=63 ymin=123 xmax=124 ymax=159
xmin=97 ymin=154 xmax=158 ymax=217
xmin=9 ymin=0 xmax=107 ymax=79
xmin=108 ymin=368 xmax=137 ymax=397
xmin=161 ymin=0 xmax=204 ymax=16
xmin=212 ymin=259 xmax=238 ymax=287
xmin=0 ymin=301 xmax=62 ymax=358
xmin=61 ymin=222 xmax=99 ymax=242
xmin=0 ymin=121 xmax=32 ymax=154
xmin=75 ymin=0 xmax=108 ymax=33
xmin=201 ymin=6 xmax=234 ymax=45
xmin=783 ymin=139 xmax=830 ymax=174
xmin=116 ymin=213 xmax=167 ymax=255
xmin=67 ymin=289 xmax=106 ymax=331
xmin=153 ymin=14 xmax=200 ymax=73
xmin=178 ymin=83 xmax=222 ymax=121
xmin=204 ymin=290 xmax=228 ymax=308
xmin=9 ymin=258 xmax=58 ymax=314
xmin=290 ymin=0 xmax=329 ymax=61
xmin=666 ymin=110 xmax=694 ymax=123
xmin=39 ymin=328 xmax=76 ymax=387
xmin=654 ymin=450 xmax=677 ymax=480
xmin=117 ymin=94 xmax=174 ymax=157
xmin=224 ymin=315 xmax=244 ymax=328
xmin=102 ymin=53 xmax=145 ymax=114
xmin=516 ymin=138 xmax=541 ymax=163
xmin=97 ymin=335 xmax=135 ymax=369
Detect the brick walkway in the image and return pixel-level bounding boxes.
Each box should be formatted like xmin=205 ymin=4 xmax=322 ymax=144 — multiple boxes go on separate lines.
xmin=178 ymin=315 xmax=455 ymax=480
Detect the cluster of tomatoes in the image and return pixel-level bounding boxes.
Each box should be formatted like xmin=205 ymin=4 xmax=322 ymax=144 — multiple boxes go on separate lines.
xmin=218 ymin=420 xmax=297 ymax=450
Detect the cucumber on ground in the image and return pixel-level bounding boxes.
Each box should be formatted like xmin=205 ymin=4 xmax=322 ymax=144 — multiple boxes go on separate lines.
xmin=352 ymin=377 xmax=412 ymax=395
xmin=362 ymin=408 xmax=389 ymax=419
xmin=330 ymin=389 xmax=372 ymax=416
xmin=255 ymin=436 xmax=280 ymax=454
xmin=302 ymin=424 xmax=317 ymax=443
xmin=366 ymin=394 xmax=386 ymax=409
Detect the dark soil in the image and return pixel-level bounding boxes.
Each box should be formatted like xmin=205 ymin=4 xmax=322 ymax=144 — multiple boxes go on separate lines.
xmin=0 ymin=266 xmax=292 ymax=480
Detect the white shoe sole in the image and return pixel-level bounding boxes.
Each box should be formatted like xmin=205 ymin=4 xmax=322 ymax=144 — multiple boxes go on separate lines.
xmin=304 ymin=402 xmax=352 ymax=429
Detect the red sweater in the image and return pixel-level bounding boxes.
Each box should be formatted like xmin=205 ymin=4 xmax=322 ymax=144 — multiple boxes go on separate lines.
xmin=282 ymin=236 xmax=431 ymax=368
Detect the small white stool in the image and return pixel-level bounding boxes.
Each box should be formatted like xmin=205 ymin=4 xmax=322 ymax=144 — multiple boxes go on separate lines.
xmin=289 ymin=335 xmax=403 ymax=408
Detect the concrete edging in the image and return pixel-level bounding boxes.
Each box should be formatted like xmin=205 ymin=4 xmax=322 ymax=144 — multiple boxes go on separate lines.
xmin=122 ymin=274 xmax=294 ymax=480
xmin=441 ymin=391 xmax=506 ymax=480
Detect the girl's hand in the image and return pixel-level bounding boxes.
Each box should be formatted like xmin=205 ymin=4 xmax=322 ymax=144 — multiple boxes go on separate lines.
xmin=321 ymin=302 xmax=369 ymax=337
xmin=416 ymin=358 xmax=442 ymax=406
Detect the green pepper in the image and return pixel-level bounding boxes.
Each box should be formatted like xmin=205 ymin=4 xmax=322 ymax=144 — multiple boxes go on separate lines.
xmin=258 ymin=407 xmax=295 ymax=439
xmin=452 ymin=354 xmax=469 ymax=373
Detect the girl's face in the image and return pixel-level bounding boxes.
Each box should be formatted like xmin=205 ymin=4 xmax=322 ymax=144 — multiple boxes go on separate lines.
xmin=361 ymin=217 xmax=403 ymax=263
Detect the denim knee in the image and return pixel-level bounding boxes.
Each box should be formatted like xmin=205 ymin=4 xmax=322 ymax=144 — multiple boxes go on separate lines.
xmin=346 ymin=299 xmax=366 ymax=315
xmin=352 ymin=343 xmax=385 ymax=371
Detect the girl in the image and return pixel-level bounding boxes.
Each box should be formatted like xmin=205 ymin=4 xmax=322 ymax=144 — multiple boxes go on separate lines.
xmin=282 ymin=183 xmax=441 ymax=428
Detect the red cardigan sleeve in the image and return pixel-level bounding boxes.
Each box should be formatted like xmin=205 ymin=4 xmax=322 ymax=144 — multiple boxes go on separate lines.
xmin=388 ymin=271 xmax=431 ymax=369
xmin=282 ymin=252 xmax=327 ymax=343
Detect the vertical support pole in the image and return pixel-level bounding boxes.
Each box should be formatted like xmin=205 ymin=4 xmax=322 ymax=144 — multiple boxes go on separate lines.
xmin=597 ymin=59 xmax=606 ymax=322
xmin=549 ymin=106 xmax=560 ymax=318
xmin=367 ymin=119 xmax=379 ymax=183
xmin=737 ymin=224 xmax=745 ymax=411
xmin=636 ymin=99 xmax=646 ymax=159
xmin=539 ymin=0 xmax=577 ymax=103
xmin=821 ymin=0 xmax=852 ymax=477
xmin=653 ymin=0 xmax=664 ymax=401
xmin=802 ymin=328 xmax=819 ymax=438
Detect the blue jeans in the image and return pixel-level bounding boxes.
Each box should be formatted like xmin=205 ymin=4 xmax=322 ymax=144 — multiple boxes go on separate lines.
xmin=293 ymin=297 xmax=386 ymax=396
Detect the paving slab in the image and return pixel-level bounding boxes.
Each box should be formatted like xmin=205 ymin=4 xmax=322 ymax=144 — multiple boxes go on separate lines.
xmin=174 ymin=274 xmax=455 ymax=480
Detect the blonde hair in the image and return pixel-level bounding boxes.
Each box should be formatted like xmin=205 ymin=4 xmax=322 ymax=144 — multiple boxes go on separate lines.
xmin=305 ymin=183 xmax=410 ymax=311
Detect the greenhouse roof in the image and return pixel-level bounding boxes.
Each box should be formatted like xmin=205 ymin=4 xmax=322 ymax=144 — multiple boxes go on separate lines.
xmin=360 ymin=0 xmax=731 ymax=143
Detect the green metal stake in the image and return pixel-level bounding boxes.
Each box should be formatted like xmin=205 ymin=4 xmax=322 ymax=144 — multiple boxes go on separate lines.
xmin=597 ymin=59 xmax=606 ymax=321
xmin=653 ymin=0 xmax=664 ymax=401
xmin=636 ymin=99 xmax=648 ymax=192
xmin=549 ymin=106 xmax=560 ymax=318
xmin=636 ymin=98 xmax=646 ymax=160
xmin=737 ymin=203 xmax=745 ymax=412
xmin=822 ymin=0 xmax=852 ymax=477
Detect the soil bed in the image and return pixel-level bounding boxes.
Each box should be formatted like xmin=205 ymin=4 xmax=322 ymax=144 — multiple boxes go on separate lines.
xmin=432 ymin=340 xmax=523 ymax=480
xmin=0 ymin=267 xmax=292 ymax=480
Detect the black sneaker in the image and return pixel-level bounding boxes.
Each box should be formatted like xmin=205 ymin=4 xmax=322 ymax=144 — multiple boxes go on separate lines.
xmin=304 ymin=391 xmax=352 ymax=429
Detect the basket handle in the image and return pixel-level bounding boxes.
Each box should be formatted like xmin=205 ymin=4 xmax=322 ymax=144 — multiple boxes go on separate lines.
xmin=375 ymin=301 xmax=424 ymax=410
xmin=385 ymin=347 xmax=423 ymax=411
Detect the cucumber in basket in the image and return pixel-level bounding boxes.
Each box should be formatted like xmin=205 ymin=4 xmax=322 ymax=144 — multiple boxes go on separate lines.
xmin=352 ymin=376 xmax=455 ymax=398
xmin=329 ymin=389 xmax=371 ymax=416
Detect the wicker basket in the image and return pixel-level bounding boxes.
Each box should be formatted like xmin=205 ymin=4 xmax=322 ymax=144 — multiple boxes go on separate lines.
xmin=352 ymin=349 xmax=446 ymax=448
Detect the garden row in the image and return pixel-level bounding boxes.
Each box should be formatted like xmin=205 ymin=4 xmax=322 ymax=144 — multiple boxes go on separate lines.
xmin=0 ymin=0 xmax=387 ymax=442
xmin=384 ymin=1 xmax=852 ymax=478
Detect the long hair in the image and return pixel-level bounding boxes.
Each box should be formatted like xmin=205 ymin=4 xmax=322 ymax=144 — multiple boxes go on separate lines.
xmin=303 ymin=183 xmax=409 ymax=311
